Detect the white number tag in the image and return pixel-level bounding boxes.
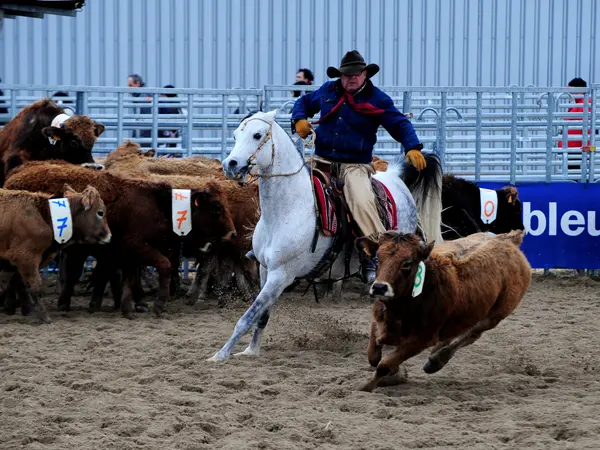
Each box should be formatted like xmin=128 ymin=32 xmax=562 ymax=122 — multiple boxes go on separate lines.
xmin=172 ymin=189 xmax=192 ymax=236
xmin=48 ymin=198 xmax=73 ymax=244
xmin=479 ymin=188 xmax=498 ymax=224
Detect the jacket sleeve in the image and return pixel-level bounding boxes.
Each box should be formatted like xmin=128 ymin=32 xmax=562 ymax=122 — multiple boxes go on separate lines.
xmin=378 ymin=94 xmax=421 ymax=152
xmin=291 ymin=84 xmax=326 ymax=121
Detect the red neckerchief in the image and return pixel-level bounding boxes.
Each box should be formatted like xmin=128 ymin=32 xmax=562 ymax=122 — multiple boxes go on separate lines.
xmin=312 ymin=86 xmax=385 ymax=124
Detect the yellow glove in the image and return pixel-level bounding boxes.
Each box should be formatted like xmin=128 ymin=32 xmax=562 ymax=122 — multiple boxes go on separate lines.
xmin=406 ymin=149 xmax=426 ymax=171
xmin=294 ymin=119 xmax=313 ymax=139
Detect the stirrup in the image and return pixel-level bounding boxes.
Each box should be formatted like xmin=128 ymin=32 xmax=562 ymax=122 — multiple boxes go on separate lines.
xmin=245 ymin=250 xmax=257 ymax=261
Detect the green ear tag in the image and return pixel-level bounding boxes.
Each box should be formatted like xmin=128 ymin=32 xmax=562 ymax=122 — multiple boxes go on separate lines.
xmin=412 ymin=261 xmax=426 ymax=297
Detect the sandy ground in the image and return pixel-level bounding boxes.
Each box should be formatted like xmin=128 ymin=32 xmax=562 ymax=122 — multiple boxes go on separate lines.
xmin=1 ymin=271 xmax=600 ymax=450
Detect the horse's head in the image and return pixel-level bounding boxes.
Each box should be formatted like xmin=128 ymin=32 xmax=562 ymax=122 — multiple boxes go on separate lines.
xmin=357 ymin=231 xmax=435 ymax=298
xmin=223 ymin=110 xmax=278 ymax=183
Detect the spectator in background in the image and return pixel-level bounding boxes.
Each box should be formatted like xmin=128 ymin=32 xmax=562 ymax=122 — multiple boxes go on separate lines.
xmin=52 ymin=91 xmax=73 ymax=106
xmin=558 ymin=77 xmax=592 ymax=172
xmin=127 ymin=73 xmax=152 ymax=147
xmin=296 ymin=68 xmax=314 ymax=85
xmin=0 ymin=77 xmax=8 ymax=126
xmin=158 ymin=84 xmax=183 ymax=155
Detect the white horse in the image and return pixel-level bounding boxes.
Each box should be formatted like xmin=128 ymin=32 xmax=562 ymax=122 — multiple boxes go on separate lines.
xmin=208 ymin=110 xmax=443 ymax=362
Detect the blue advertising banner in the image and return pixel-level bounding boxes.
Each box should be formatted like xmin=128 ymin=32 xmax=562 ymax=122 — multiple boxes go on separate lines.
xmin=477 ymin=181 xmax=600 ymax=269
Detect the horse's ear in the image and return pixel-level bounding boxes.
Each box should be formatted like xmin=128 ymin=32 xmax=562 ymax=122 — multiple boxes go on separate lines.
xmin=264 ymin=110 xmax=277 ymax=122
xmin=356 ymin=236 xmax=379 ymax=258
xmin=419 ymin=240 xmax=435 ymax=259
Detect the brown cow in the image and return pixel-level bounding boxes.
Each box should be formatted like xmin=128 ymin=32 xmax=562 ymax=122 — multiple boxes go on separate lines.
xmin=185 ymin=179 xmax=260 ymax=305
xmin=0 ymin=98 xmax=105 ymax=186
xmin=4 ymin=161 xmax=236 ymax=318
xmin=102 ymin=139 xmax=156 ymax=167
xmin=108 ymin=163 xmax=260 ymax=304
xmin=0 ymin=184 xmax=110 ymax=322
xmin=356 ymin=229 xmax=531 ymax=393
xmin=107 ymin=171 xmax=239 ymax=298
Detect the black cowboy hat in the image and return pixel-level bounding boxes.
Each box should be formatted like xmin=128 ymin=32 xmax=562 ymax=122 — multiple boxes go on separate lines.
xmin=327 ymin=50 xmax=380 ymax=79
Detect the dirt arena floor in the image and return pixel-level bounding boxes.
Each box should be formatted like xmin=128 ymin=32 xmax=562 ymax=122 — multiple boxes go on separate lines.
xmin=1 ymin=271 xmax=599 ymax=450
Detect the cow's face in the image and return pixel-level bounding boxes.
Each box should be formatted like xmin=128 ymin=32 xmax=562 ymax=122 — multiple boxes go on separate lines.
xmin=188 ymin=182 xmax=237 ymax=252
xmin=62 ymin=184 xmax=112 ymax=245
xmin=356 ymin=232 xmax=435 ymax=298
xmin=42 ymin=115 xmax=104 ymax=164
xmin=490 ymin=186 xmax=525 ymax=234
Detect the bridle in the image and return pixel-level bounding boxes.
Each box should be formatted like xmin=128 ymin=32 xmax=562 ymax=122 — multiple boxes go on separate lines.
xmin=240 ymin=116 xmax=313 ymax=179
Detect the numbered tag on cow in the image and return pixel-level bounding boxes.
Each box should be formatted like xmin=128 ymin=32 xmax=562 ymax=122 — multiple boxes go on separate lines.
xmin=479 ymin=188 xmax=498 ymax=224
xmin=48 ymin=197 xmax=73 ymax=244
xmin=172 ymin=189 xmax=192 ymax=236
xmin=412 ymin=261 xmax=426 ymax=297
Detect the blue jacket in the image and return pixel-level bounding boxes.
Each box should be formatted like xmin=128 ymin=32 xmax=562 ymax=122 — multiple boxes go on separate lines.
xmin=291 ymin=80 xmax=421 ymax=164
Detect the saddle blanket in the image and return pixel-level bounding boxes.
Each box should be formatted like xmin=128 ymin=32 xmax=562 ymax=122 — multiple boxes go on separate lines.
xmin=312 ymin=175 xmax=397 ymax=237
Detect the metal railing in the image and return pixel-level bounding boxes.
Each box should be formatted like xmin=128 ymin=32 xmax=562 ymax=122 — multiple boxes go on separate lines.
xmin=0 ymin=83 xmax=597 ymax=183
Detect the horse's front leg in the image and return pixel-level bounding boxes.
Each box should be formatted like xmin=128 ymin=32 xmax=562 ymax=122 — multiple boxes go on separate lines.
xmin=207 ymin=266 xmax=292 ymax=363
xmin=234 ymin=265 xmax=269 ymax=357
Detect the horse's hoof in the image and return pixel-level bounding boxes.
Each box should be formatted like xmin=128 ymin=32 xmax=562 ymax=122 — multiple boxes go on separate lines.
xmin=57 ymin=304 xmax=69 ymax=312
xmin=207 ymin=351 xmax=228 ymax=363
xmin=234 ymin=347 xmax=259 ymax=358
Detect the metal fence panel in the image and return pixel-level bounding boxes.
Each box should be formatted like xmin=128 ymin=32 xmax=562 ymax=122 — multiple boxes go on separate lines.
xmin=1 ymin=83 xmax=598 ymax=184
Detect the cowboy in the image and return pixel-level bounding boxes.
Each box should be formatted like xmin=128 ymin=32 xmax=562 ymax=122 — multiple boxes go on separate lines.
xmin=291 ymin=50 xmax=426 ymax=283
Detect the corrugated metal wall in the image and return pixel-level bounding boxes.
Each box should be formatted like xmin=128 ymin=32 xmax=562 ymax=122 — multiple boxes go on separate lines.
xmin=0 ymin=0 xmax=598 ymax=88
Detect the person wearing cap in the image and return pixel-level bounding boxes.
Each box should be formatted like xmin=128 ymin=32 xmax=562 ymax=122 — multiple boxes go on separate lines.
xmin=291 ymin=50 xmax=426 ymax=283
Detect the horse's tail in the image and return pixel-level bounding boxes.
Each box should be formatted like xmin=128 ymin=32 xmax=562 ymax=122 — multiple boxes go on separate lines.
xmin=400 ymin=152 xmax=443 ymax=244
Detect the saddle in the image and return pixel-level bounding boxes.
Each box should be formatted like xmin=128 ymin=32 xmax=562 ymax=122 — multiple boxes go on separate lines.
xmin=299 ymin=157 xmax=399 ymax=291
xmin=308 ymin=158 xmax=398 ymax=238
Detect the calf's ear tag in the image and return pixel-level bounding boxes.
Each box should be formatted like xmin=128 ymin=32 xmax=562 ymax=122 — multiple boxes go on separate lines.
xmin=412 ymin=261 xmax=426 ymax=297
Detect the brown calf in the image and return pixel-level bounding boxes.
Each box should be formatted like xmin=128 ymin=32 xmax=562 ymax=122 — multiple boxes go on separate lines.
xmin=104 ymin=140 xmax=222 ymax=178
xmin=356 ymin=230 xmax=531 ymax=392
xmin=0 ymin=98 xmax=105 ymax=186
xmin=4 ymin=161 xmax=236 ymax=318
xmin=0 ymin=184 xmax=110 ymax=322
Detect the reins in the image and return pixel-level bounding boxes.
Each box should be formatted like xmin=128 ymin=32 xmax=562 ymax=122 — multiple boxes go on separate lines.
xmin=242 ymin=116 xmax=314 ymax=179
